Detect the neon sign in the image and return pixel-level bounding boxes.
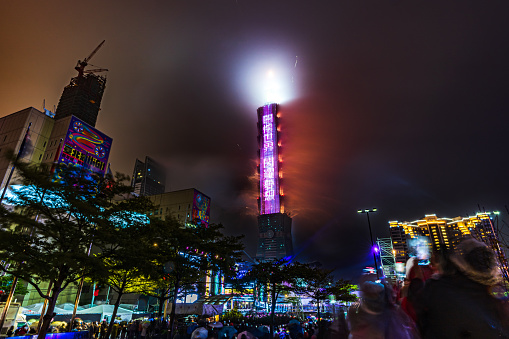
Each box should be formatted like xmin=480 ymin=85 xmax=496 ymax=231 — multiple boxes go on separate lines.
xmin=259 ymin=104 xmax=280 ymax=214
xmin=192 ymin=190 xmax=211 ymax=227
xmin=58 ymin=116 xmax=112 ymax=176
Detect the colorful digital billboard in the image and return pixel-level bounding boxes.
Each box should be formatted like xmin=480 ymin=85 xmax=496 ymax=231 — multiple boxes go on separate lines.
xmin=192 ymin=190 xmax=211 ymax=227
xmin=259 ymin=103 xmax=281 ymax=215
xmin=58 ymin=116 xmax=112 ymax=176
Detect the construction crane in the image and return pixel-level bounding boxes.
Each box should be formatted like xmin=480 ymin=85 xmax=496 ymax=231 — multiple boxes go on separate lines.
xmin=75 ymin=40 xmax=108 ymax=77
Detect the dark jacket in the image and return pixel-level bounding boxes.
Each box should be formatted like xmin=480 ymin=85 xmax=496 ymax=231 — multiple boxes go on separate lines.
xmin=418 ymin=273 xmax=509 ymax=338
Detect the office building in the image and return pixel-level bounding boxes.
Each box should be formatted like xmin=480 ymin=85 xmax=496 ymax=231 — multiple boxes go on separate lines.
xmin=255 ymin=103 xmax=293 ymax=260
xmin=54 ymin=73 xmax=106 ymax=128
xmin=147 ymin=188 xmax=210 ymax=227
xmin=0 ymin=107 xmax=55 ymax=190
xmin=131 ymin=156 xmax=166 ymax=196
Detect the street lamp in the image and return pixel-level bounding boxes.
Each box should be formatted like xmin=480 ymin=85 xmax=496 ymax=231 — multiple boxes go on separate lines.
xmin=357 ymin=208 xmax=379 ymax=280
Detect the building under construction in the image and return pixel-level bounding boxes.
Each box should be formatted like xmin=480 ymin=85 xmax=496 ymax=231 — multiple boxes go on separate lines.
xmin=54 ymin=73 xmax=106 ymax=127
xmin=54 ymin=40 xmax=108 ymax=127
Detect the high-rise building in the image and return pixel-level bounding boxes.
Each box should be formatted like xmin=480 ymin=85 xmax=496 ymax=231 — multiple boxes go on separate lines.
xmin=54 ymin=73 xmax=106 ymax=127
xmin=389 ymin=213 xmax=509 ymax=281
xmin=0 ymin=107 xmax=55 ymax=189
xmin=255 ymin=103 xmax=293 ymax=261
xmin=131 ymin=156 xmax=166 ymax=196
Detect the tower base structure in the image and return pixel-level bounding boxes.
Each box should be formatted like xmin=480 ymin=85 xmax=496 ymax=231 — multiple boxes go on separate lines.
xmin=256 ymin=213 xmax=293 ymax=261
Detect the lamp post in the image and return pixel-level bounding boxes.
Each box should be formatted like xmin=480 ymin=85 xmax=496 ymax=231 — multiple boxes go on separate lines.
xmin=357 ymin=208 xmax=379 ymax=280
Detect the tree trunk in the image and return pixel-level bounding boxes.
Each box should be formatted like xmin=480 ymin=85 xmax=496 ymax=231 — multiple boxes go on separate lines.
xmin=316 ymin=300 xmax=321 ymax=339
xmin=106 ymin=290 xmax=123 ymax=339
xmin=157 ymin=289 xmax=165 ymax=320
xmin=316 ymin=299 xmax=320 ymax=323
xmin=168 ymin=279 xmax=180 ymax=339
xmin=270 ymin=283 xmax=276 ymax=339
xmin=37 ymin=282 xmax=61 ymax=339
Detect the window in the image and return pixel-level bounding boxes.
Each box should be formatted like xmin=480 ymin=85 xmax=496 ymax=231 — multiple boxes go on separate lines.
xmin=43 ymin=141 xmax=46 ymax=148
xmin=3 ymin=136 xmax=6 ymax=142
xmin=39 ymin=154 xmax=42 ymax=161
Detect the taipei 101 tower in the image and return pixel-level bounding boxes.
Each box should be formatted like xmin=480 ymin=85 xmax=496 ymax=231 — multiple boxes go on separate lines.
xmin=255 ymin=73 xmax=294 ymax=261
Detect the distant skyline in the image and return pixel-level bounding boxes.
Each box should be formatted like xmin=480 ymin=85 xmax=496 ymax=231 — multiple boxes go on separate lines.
xmin=1 ymin=1 xmax=509 ymax=280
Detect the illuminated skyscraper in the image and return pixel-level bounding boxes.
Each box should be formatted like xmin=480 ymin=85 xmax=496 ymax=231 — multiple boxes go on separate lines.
xmin=256 ymin=103 xmax=293 ymax=260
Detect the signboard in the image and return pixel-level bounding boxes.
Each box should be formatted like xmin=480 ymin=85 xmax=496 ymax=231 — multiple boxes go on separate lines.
xmin=192 ymin=190 xmax=210 ymax=227
xmin=259 ymin=103 xmax=280 ymax=214
xmin=58 ymin=116 xmax=112 ymax=176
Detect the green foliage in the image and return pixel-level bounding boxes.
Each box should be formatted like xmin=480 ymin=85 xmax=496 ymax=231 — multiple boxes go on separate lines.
xmin=0 ymin=162 xmax=113 ymax=296
xmin=292 ymin=263 xmax=357 ymax=304
xmin=0 ymin=159 xmax=152 ymax=339
xmin=0 ymin=275 xmax=29 ymax=296
xmin=220 ymin=308 xmax=243 ymax=323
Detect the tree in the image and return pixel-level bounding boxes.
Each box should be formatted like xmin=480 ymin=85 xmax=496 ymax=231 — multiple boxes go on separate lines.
xmin=0 ymin=161 xmax=144 ymax=339
xmin=142 ymin=217 xmax=244 ymax=338
xmin=96 ymin=204 xmax=156 ymax=339
xmin=247 ymin=259 xmax=297 ymax=339
xmin=0 ymin=275 xmax=29 ymax=301
xmin=292 ymin=264 xmax=356 ymax=338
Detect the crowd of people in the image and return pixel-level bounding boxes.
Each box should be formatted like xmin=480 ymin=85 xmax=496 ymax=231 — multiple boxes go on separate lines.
xmin=343 ymin=238 xmax=509 ymax=338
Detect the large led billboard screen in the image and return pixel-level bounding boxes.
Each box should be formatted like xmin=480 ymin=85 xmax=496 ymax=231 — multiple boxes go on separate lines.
xmin=57 ymin=116 xmax=112 ymax=177
xmin=192 ymin=189 xmax=210 ymax=227
xmin=258 ymin=103 xmax=280 ymax=215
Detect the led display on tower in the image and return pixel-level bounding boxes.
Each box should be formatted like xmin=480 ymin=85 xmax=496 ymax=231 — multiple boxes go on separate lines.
xmin=258 ymin=103 xmax=282 ymax=215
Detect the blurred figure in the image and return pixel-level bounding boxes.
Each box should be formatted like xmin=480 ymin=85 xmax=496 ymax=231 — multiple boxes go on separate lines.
xmin=347 ymin=280 xmax=419 ymax=338
xmin=6 ymin=325 xmax=14 ymax=337
xmin=417 ymin=238 xmax=509 ymax=338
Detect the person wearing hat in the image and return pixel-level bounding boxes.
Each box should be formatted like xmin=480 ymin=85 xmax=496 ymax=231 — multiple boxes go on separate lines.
xmin=417 ymin=237 xmax=509 ymax=338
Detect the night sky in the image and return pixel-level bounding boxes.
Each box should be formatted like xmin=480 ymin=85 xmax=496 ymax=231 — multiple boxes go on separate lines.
xmin=2 ymin=1 xmax=509 ymax=281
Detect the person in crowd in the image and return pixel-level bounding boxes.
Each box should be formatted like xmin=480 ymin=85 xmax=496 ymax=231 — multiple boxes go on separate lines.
xmin=112 ymin=322 xmax=120 ymax=339
xmin=191 ymin=326 xmax=208 ymax=339
xmin=128 ymin=321 xmax=137 ymax=339
xmin=6 ymin=325 xmax=14 ymax=337
xmin=100 ymin=320 xmax=109 ymax=339
xmin=15 ymin=325 xmax=29 ymax=336
xmin=417 ymin=238 xmax=509 ymax=338
xmin=120 ymin=322 xmax=128 ymax=339
xmin=347 ymin=279 xmax=419 ymax=338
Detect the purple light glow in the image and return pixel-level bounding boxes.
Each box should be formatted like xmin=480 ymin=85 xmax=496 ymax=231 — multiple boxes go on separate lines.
xmin=259 ymin=103 xmax=280 ymax=215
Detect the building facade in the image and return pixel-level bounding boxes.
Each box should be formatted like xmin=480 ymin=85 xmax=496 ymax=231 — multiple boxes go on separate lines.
xmin=54 ymin=73 xmax=106 ymax=128
xmin=389 ymin=213 xmax=509 ymax=281
xmin=146 ymin=188 xmax=211 ymax=227
xmin=255 ymin=103 xmax=293 ymax=261
xmin=131 ymin=156 xmax=166 ymax=196
xmin=0 ymin=107 xmax=55 ymax=190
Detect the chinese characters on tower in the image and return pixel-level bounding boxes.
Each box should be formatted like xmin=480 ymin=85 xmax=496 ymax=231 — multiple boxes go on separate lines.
xmin=259 ymin=103 xmax=281 ymax=215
